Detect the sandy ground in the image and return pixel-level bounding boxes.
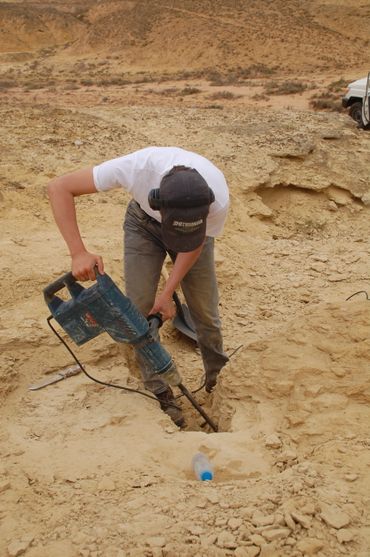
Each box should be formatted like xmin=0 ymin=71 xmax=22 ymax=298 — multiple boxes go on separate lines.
xmin=1 ymin=2 xmax=370 ymax=557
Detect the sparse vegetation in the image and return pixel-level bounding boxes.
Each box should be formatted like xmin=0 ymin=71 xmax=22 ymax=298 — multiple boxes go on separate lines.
xmin=327 ymin=78 xmax=347 ymax=93
xmin=150 ymin=65 xmax=277 ymax=87
xmin=205 ymin=64 xmax=276 ymax=86
xmin=146 ymin=87 xmax=179 ymax=96
xmin=179 ymin=86 xmax=201 ymax=96
xmin=23 ymin=81 xmax=44 ymax=91
xmin=252 ymin=92 xmax=269 ymax=101
xmin=0 ymin=80 xmax=15 ymax=89
xmin=310 ymin=92 xmax=342 ymax=112
xmin=208 ymin=91 xmax=242 ymax=100
xmin=146 ymin=86 xmax=202 ymax=97
xmin=204 ymin=104 xmax=223 ymax=110
xmin=265 ymin=80 xmax=308 ymax=95
xmin=96 ymin=77 xmax=130 ymax=86
xmin=308 ymin=79 xmax=347 ymax=113
xmin=159 ymin=87 xmax=179 ymax=95
xmin=80 ymin=79 xmax=94 ymax=86
xmin=64 ymin=83 xmax=80 ymax=90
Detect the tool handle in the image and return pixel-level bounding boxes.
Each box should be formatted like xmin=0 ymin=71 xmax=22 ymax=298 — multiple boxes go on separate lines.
xmin=43 ymin=272 xmax=76 ymax=303
xmin=147 ymin=313 xmax=163 ymax=330
xmin=179 ymin=383 xmax=218 ymax=432
xmin=44 ymin=266 xmax=103 ymax=303
xmin=62 ymin=364 xmax=82 ymax=378
xmin=146 ymin=313 xmax=163 ymax=343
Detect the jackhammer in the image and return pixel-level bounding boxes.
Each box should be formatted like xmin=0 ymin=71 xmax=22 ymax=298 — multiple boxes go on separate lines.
xmin=43 ymin=271 xmax=218 ymax=432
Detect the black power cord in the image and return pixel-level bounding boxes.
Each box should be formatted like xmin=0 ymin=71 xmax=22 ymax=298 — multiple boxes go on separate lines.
xmin=346 ymin=291 xmax=369 ymax=301
xmin=47 ymin=316 xmax=179 ymax=409
xmin=47 ymin=316 xmax=244 ymax=405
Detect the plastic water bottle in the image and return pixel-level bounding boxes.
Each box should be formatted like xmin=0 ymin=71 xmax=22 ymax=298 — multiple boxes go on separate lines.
xmin=192 ymin=452 xmax=214 ymax=481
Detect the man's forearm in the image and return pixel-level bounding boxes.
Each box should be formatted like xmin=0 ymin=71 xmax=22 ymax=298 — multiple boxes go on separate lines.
xmin=48 ymin=179 xmax=87 ymax=256
xmin=164 ymin=245 xmax=204 ymax=295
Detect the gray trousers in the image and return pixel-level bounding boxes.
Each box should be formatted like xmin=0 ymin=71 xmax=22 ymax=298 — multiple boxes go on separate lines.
xmin=123 ymin=200 xmax=228 ymax=394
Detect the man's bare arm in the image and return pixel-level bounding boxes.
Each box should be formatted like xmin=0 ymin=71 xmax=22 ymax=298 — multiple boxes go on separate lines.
xmin=47 ymin=167 xmax=104 ymax=281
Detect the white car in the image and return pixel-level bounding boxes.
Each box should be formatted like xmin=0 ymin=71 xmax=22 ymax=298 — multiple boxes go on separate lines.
xmin=342 ymin=76 xmax=370 ymax=128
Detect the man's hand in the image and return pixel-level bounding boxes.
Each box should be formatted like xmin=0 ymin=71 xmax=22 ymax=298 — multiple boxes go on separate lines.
xmin=149 ymin=291 xmax=176 ymax=321
xmin=72 ymin=250 xmax=104 ymax=281
xmin=149 ymin=247 xmax=204 ymax=320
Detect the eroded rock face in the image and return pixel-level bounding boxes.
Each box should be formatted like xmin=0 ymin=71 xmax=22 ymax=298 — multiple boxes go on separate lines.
xmin=215 ymin=300 xmax=370 ymax=435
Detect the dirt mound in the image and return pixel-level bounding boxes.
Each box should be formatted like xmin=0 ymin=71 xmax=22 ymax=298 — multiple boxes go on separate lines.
xmin=216 ymin=300 xmax=370 ymax=435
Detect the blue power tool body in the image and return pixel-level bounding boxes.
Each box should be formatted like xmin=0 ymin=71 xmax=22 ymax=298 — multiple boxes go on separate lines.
xmin=44 ymin=272 xmax=173 ymax=376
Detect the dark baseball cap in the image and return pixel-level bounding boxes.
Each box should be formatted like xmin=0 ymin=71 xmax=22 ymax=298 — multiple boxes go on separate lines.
xmin=159 ymin=167 xmax=214 ymax=253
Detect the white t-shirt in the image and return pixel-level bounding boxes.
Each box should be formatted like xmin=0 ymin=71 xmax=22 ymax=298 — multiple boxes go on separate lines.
xmin=93 ymin=146 xmax=229 ymax=237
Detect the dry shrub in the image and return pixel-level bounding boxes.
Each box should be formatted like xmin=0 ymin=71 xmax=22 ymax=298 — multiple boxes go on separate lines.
xmin=205 ymin=104 xmax=223 ymax=110
xmin=96 ymin=77 xmax=130 ymax=86
xmin=153 ymin=87 xmax=180 ymax=96
xmin=208 ymin=64 xmax=275 ymax=86
xmin=80 ymin=79 xmax=95 ymax=86
xmin=153 ymin=86 xmax=201 ymax=97
xmin=208 ymin=91 xmax=242 ymax=100
xmin=310 ymin=90 xmax=343 ymax=112
xmin=23 ymin=81 xmax=43 ymax=91
xmin=252 ymin=92 xmax=269 ymax=101
xmin=265 ymin=80 xmax=308 ymax=95
xmin=0 ymin=80 xmax=15 ymax=89
xmin=64 ymin=83 xmax=80 ymax=90
xmin=309 ymin=78 xmax=347 ymax=112
xmin=160 ymin=87 xmax=179 ymax=95
xmin=310 ymin=96 xmax=342 ymax=112
xmin=327 ymin=78 xmax=347 ymax=93
xmin=179 ymin=86 xmax=201 ymax=95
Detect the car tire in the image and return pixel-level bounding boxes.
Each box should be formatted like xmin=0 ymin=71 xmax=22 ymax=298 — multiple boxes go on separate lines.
xmin=349 ymin=101 xmax=364 ymax=125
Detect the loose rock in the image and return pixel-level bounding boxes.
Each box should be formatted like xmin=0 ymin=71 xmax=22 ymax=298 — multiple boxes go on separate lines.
xmin=235 ymin=547 xmax=259 ymax=557
xmin=228 ymin=517 xmax=243 ymax=530
xmin=7 ymin=537 xmax=34 ymax=557
xmin=296 ymin=537 xmax=324 ymax=555
xmin=336 ymin=528 xmax=355 ymax=543
xmin=291 ymin=510 xmax=311 ymax=529
xmin=265 ymin=434 xmax=282 ymax=449
xmin=216 ymin=530 xmax=237 ymax=549
xmin=262 ymin=527 xmax=290 ymax=541
xmin=321 ymin=506 xmax=351 ymax=529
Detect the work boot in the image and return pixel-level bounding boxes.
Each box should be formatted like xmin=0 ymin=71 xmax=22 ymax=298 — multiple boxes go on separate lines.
xmin=156 ymin=387 xmax=185 ymax=427
xmin=205 ymin=370 xmax=221 ymax=393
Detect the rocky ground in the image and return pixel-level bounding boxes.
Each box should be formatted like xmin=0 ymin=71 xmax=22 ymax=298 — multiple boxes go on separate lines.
xmin=1 ymin=2 xmax=370 ymax=557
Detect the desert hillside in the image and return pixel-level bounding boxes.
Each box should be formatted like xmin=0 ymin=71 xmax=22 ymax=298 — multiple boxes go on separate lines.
xmin=1 ymin=0 xmax=370 ymax=74
xmin=1 ymin=2 xmax=370 ymax=557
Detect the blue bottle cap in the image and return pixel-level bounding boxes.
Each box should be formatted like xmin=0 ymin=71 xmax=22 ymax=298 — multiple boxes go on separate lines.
xmin=200 ymin=471 xmax=213 ymax=481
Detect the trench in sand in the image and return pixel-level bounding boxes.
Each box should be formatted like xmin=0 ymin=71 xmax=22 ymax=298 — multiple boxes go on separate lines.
xmin=1 ymin=182 xmax=369 ymax=485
